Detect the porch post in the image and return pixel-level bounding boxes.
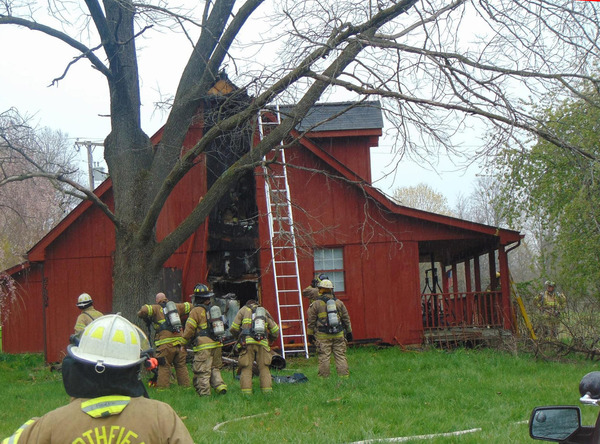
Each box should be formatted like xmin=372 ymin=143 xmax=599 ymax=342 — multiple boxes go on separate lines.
xmin=441 ymin=263 xmax=449 ymax=293
xmin=473 ymin=256 xmax=481 ymax=292
xmin=464 ymin=259 xmax=473 ymax=325
xmin=498 ymin=245 xmax=512 ymax=330
xmin=464 ymin=259 xmax=472 ymax=293
xmin=451 ymin=263 xmax=458 ymax=293
xmin=488 ymin=251 xmax=496 ymax=284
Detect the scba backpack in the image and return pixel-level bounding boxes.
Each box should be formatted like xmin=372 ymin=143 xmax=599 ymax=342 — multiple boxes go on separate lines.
xmin=320 ymin=297 xmax=343 ymax=334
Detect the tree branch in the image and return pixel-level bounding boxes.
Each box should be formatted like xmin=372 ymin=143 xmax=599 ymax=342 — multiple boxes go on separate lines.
xmin=0 ymin=15 xmax=111 ymax=78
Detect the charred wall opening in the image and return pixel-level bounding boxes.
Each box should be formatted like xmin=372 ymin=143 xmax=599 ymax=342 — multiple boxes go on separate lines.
xmin=203 ymin=86 xmax=261 ymax=294
xmin=211 ymin=280 xmax=258 ymax=307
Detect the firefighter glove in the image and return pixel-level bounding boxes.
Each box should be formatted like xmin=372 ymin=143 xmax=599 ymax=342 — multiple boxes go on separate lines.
xmin=345 ymin=332 xmax=353 ymax=342
xmin=145 ymin=357 xmax=159 ymax=371
xmin=69 ymin=334 xmax=81 ymax=346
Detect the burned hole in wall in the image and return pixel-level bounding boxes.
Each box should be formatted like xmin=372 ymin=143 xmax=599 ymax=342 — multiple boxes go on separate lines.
xmin=211 ymin=280 xmax=258 ymax=307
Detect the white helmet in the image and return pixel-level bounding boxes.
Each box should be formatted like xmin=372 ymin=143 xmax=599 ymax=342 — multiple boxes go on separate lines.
xmin=76 ymin=293 xmax=93 ymax=308
xmin=68 ymin=314 xmax=146 ymax=368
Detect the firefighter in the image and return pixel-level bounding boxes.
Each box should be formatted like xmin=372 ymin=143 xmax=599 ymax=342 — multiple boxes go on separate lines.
xmin=73 ymin=293 xmax=103 ymax=336
xmin=302 ymin=273 xmax=329 ymax=304
xmin=2 ymin=314 xmax=193 ymax=443
xmin=534 ymin=280 xmax=567 ymax=338
xmin=137 ymin=292 xmax=191 ymax=388
xmin=230 ymin=300 xmax=280 ymax=394
xmin=306 ymin=279 xmax=353 ymax=378
xmin=182 ymin=283 xmax=228 ymax=396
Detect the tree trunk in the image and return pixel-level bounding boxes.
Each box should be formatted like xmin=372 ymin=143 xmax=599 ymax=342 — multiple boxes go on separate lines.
xmin=112 ymin=228 xmax=162 ymax=324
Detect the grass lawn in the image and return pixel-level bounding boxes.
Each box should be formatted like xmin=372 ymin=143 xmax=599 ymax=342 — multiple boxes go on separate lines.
xmin=1 ymin=346 xmax=599 ymax=443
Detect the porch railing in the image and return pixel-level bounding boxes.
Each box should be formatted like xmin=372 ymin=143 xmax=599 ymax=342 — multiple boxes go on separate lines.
xmin=421 ymin=291 xmax=505 ymax=329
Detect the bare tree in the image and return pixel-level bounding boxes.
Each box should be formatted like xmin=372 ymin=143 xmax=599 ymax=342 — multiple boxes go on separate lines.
xmin=0 ymin=108 xmax=81 ymax=269
xmin=1 ymin=0 xmax=599 ymax=319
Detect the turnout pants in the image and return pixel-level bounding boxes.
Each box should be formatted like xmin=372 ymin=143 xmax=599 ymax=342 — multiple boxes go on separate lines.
xmin=156 ymin=343 xmax=190 ymax=388
xmin=238 ymin=343 xmax=273 ymax=394
xmin=192 ymin=348 xmax=227 ymax=396
xmin=317 ymin=336 xmax=349 ymax=377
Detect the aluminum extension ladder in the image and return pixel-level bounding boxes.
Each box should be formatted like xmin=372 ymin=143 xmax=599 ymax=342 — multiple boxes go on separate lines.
xmin=257 ymin=106 xmax=309 ymax=359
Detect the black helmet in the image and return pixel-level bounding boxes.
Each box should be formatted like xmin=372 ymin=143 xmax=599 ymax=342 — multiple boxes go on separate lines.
xmin=580 ymin=372 xmax=600 ymax=399
xmin=193 ymin=283 xmax=213 ymax=299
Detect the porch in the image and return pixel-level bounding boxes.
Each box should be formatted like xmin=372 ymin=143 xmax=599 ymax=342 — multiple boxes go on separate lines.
xmin=421 ymin=290 xmax=513 ymax=346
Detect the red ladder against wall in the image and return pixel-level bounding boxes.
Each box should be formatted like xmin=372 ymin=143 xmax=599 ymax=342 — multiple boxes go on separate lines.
xmin=258 ymin=106 xmax=309 ymax=360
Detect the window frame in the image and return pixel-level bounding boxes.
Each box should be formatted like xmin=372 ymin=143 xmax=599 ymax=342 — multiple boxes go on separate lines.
xmin=313 ymin=247 xmax=345 ymax=294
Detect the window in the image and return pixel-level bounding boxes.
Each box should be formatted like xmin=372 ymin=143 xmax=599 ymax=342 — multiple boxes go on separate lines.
xmin=314 ymin=248 xmax=345 ymax=292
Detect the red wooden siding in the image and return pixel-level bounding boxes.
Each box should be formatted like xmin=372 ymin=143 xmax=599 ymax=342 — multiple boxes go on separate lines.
xmin=310 ymin=134 xmax=378 ymax=183
xmin=1 ymin=264 xmax=44 ymax=354
xmin=42 ymin=196 xmax=115 ymax=362
xmin=257 ymin=142 xmax=430 ymax=345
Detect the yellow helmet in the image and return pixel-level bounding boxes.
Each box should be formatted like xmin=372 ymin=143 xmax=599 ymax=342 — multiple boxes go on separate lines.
xmin=318 ymin=279 xmax=334 ymax=290
xmin=69 ymin=314 xmax=147 ymax=368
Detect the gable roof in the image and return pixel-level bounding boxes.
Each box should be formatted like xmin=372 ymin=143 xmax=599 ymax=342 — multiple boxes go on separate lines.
xmin=279 ymin=100 xmax=384 ymax=133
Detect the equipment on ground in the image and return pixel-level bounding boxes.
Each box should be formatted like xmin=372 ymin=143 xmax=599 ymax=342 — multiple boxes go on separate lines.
xmin=222 ymin=350 xmax=286 ymax=372
xmin=272 ymin=373 xmax=308 ymax=384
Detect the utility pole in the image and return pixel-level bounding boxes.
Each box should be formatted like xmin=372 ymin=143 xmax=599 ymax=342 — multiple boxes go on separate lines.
xmin=74 ymin=140 xmax=104 ymax=190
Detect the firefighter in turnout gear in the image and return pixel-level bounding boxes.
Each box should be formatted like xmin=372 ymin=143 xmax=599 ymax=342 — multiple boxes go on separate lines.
xmin=73 ymin=293 xmax=103 ymax=336
xmin=534 ymin=280 xmax=567 ymax=338
xmin=137 ymin=292 xmax=191 ymax=388
xmin=182 ymin=283 xmax=228 ymax=396
xmin=2 ymin=314 xmax=193 ymax=444
xmin=307 ymin=279 xmax=352 ymax=378
xmin=230 ymin=300 xmax=280 ymax=394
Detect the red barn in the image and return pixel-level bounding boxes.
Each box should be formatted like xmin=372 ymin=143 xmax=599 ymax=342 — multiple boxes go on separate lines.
xmin=1 ymin=88 xmax=522 ymax=362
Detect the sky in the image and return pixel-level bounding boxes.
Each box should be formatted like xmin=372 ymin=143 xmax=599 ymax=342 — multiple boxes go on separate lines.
xmin=0 ymin=10 xmax=483 ymax=207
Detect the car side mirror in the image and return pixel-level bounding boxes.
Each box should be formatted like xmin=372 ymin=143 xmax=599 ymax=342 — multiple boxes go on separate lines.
xmin=529 ymin=406 xmax=581 ymax=441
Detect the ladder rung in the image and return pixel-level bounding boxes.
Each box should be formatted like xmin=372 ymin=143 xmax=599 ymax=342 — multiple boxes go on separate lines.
xmin=283 ymin=334 xmax=305 ymax=338
xmin=274 ymin=246 xmax=294 ymax=250
xmin=280 ymin=304 xmax=301 ymax=308
xmin=274 ymin=260 xmax=295 ymax=264
xmin=281 ymin=319 xmax=302 ymax=323
xmin=276 ymin=290 xmax=299 ymax=294
xmin=277 ymin=274 xmax=299 ymax=278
